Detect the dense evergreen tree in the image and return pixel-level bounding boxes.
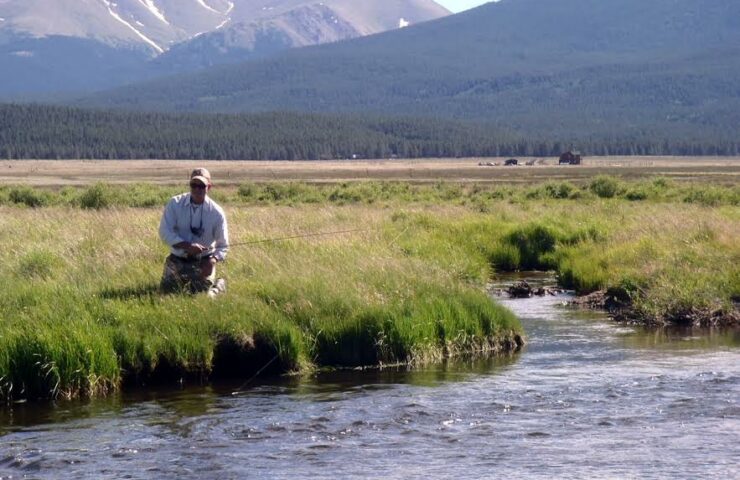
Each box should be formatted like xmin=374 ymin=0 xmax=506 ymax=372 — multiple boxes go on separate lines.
xmin=1 ymin=104 xmax=738 ymax=160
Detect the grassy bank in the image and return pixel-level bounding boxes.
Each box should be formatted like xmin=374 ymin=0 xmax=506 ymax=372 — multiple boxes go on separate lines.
xmin=0 ymin=205 xmax=522 ymax=402
xmin=1 ymin=177 xmax=737 ymax=402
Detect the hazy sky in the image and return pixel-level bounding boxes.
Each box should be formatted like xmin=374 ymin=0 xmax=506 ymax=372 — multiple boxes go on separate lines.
xmin=436 ymin=0 xmax=491 ymax=13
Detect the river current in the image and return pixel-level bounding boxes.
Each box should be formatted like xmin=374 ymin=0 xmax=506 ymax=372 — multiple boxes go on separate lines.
xmin=1 ymin=277 xmax=738 ymax=479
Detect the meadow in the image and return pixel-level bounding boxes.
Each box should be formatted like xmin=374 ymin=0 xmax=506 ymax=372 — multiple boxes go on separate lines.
xmin=2 ymin=157 xmax=739 ymax=186
xmin=0 ymin=173 xmax=738 ymax=402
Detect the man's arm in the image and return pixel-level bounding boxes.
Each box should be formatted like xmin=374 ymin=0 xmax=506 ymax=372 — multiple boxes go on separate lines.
xmin=212 ymin=211 xmax=229 ymax=262
xmin=159 ymin=199 xmax=184 ymax=246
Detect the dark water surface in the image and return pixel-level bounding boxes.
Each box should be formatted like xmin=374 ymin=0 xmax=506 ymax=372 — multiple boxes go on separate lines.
xmin=2 ymin=278 xmax=738 ymax=479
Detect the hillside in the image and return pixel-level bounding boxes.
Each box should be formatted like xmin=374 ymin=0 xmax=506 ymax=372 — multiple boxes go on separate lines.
xmin=78 ymin=0 xmax=740 ymax=139
xmin=0 ymin=0 xmax=449 ymax=96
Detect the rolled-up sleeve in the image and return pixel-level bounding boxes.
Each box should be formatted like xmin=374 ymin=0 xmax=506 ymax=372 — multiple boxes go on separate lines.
xmin=213 ymin=211 xmax=229 ymax=262
xmin=159 ymin=199 xmax=185 ymax=247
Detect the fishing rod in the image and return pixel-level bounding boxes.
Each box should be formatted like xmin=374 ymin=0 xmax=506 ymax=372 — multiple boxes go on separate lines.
xmin=190 ymin=227 xmax=381 ymax=259
xmin=231 ymin=353 xmax=280 ymax=395
xmin=226 ymin=227 xmax=378 ymax=248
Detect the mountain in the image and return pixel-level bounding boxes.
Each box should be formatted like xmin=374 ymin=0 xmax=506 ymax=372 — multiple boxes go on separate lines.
xmin=153 ymin=0 xmax=450 ymax=72
xmin=0 ymin=0 xmax=449 ymax=96
xmin=78 ymin=0 xmax=740 ymax=139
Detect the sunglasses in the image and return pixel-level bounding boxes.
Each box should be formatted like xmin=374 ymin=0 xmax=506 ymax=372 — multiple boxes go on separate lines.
xmin=190 ymin=183 xmax=207 ymax=190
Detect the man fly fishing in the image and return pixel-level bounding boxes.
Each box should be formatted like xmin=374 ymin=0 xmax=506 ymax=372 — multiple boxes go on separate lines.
xmin=159 ymin=168 xmax=228 ymax=297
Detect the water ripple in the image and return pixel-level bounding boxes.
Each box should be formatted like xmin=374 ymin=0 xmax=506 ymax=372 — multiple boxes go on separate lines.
xmin=1 ymin=288 xmax=738 ymax=479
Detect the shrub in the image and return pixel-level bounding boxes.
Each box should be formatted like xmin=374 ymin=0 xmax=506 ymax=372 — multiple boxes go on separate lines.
xmin=79 ymin=183 xmax=116 ymax=209
xmin=683 ymin=186 xmax=727 ymax=207
xmin=258 ymin=184 xmax=288 ymax=202
xmin=9 ymin=186 xmax=51 ymax=207
xmin=256 ymin=183 xmax=321 ymax=203
xmin=567 ymin=188 xmax=589 ymax=200
xmin=590 ymin=175 xmax=620 ymax=198
xmin=652 ymin=177 xmax=671 ymax=189
xmin=328 ymin=184 xmax=365 ymax=203
xmin=544 ymin=181 xmax=576 ymax=199
xmin=525 ymin=182 xmax=569 ymax=200
xmin=237 ymin=183 xmax=255 ymax=199
xmin=625 ymin=187 xmax=649 ymax=201
xmin=128 ymin=184 xmax=170 ymax=208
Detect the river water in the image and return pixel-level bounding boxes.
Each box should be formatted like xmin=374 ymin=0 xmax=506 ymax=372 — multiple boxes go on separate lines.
xmin=1 ymin=277 xmax=738 ymax=479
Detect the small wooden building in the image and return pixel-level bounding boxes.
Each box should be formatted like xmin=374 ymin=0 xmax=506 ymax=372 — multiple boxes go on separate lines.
xmin=559 ymin=151 xmax=582 ymax=165
xmin=504 ymin=158 xmax=518 ymax=166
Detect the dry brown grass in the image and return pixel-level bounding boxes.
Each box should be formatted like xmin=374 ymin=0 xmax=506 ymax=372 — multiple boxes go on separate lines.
xmin=1 ymin=157 xmax=738 ymax=186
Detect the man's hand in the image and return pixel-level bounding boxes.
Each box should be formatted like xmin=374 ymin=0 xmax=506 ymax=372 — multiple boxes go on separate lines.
xmin=200 ymin=256 xmax=218 ymax=278
xmin=173 ymin=242 xmax=208 ymax=257
xmin=185 ymin=243 xmax=207 ymax=257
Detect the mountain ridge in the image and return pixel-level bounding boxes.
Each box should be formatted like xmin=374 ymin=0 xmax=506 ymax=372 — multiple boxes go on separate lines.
xmin=76 ymin=0 xmax=740 ymax=139
xmin=0 ymin=0 xmax=449 ymax=96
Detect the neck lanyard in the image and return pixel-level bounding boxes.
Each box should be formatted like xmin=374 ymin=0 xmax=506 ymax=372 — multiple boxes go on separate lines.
xmin=190 ymin=203 xmax=204 ymax=238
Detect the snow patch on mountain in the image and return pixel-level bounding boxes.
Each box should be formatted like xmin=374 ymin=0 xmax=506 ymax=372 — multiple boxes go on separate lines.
xmin=399 ymin=18 xmax=410 ymax=28
xmin=138 ymin=0 xmax=169 ymax=25
xmin=196 ymin=0 xmax=220 ymax=14
xmin=100 ymin=0 xmax=164 ymax=53
xmin=216 ymin=17 xmax=230 ymax=30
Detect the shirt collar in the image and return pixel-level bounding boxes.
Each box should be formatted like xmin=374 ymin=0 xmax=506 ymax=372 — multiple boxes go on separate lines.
xmin=185 ymin=194 xmax=208 ymax=207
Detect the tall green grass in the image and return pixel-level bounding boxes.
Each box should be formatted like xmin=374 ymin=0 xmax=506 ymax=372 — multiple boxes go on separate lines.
xmin=387 ymin=201 xmax=738 ymax=325
xmin=0 ymin=178 xmax=737 ymax=401
xmin=0 ymin=205 xmax=522 ymax=402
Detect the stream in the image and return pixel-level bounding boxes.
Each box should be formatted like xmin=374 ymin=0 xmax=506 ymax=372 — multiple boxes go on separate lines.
xmin=1 ymin=276 xmax=738 ymax=479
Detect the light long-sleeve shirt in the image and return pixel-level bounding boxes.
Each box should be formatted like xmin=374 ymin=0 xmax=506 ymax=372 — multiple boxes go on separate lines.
xmin=159 ymin=193 xmax=229 ymax=262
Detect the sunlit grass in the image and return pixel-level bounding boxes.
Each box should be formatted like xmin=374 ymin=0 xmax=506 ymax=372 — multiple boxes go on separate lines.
xmin=0 ymin=205 xmax=521 ymax=402
xmin=0 ymin=178 xmax=737 ymax=402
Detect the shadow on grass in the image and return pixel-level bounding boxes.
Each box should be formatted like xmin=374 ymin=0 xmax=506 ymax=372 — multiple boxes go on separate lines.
xmin=99 ymin=282 xmax=213 ymax=300
xmin=99 ymin=283 xmax=164 ymax=300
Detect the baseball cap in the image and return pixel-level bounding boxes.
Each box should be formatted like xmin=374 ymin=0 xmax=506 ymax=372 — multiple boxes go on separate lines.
xmin=190 ymin=168 xmax=212 ymax=186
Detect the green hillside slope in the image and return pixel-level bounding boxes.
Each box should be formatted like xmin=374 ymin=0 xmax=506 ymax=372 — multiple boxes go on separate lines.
xmin=77 ymin=0 xmax=740 ymax=140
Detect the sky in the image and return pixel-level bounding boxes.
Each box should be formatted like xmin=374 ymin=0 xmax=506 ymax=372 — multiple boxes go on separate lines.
xmin=436 ymin=0 xmax=491 ymax=13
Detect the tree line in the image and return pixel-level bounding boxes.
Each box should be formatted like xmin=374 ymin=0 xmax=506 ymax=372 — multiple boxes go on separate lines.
xmin=1 ymin=104 xmax=738 ymax=160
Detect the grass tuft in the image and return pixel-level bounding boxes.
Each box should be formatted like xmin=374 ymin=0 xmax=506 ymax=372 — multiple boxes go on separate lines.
xmin=16 ymin=250 xmax=63 ymax=279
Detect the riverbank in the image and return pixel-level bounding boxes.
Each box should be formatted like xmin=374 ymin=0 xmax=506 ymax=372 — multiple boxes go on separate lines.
xmin=1 ymin=178 xmax=737 ymax=402
xmin=569 ymin=289 xmax=740 ymax=327
xmin=0 ymin=204 xmax=524 ymax=403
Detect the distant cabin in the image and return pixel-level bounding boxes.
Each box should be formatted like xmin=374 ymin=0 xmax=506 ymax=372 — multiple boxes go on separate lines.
xmin=504 ymin=158 xmax=518 ymax=166
xmin=559 ymin=151 xmax=582 ymax=165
